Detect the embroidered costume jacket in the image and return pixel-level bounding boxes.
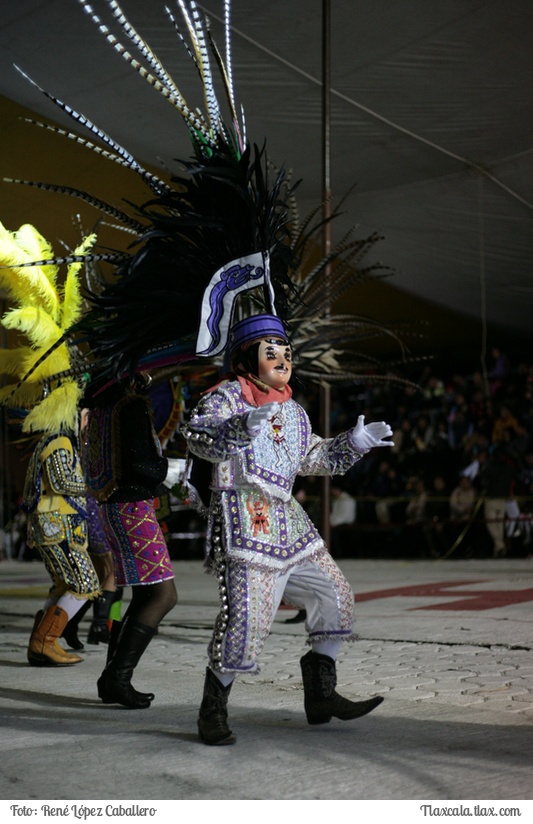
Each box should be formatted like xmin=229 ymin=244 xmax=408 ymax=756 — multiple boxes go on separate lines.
xmin=21 ymin=433 xmax=88 ymax=553
xmin=183 ymin=380 xmax=363 ymax=571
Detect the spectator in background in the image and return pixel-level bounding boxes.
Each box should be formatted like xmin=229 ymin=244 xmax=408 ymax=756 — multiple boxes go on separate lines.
xmin=492 ymin=405 xmax=520 ymax=444
xmin=409 ymin=414 xmax=435 ymax=475
xmin=501 ymin=424 xmax=531 ymax=468
xmin=403 ymin=477 xmax=428 ymax=555
xmin=329 ymin=479 xmax=357 ymax=558
xmin=371 ymin=461 xmax=404 ymax=525
xmin=449 ymin=475 xmax=477 ymax=524
xmin=516 ymin=478 xmax=533 ymax=547
xmin=411 ymin=415 xmax=434 ymax=453
xmin=390 ymin=418 xmax=414 ymax=466
xmin=447 ymin=474 xmax=478 ymax=556
xmin=423 ymin=475 xmax=451 ymax=557
xmin=405 ymin=477 xmax=428 ymax=526
xmin=488 ymin=347 xmax=510 ymax=398
xmin=516 ymin=452 xmax=533 ymax=494
xmin=447 ymin=396 xmax=473 ymax=452
xmin=478 ymin=446 xmax=517 ymax=557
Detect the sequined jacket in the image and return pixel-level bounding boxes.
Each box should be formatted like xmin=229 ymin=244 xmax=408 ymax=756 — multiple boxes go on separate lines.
xmin=85 ymin=394 xmax=168 ymax=503
xmin=21 ymin=433 xmax=88 ymax=552
xmin=183 ymin=380 xmax=363 ymax=570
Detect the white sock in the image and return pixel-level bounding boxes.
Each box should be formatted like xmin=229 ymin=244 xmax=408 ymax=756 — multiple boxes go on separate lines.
xmin=56 ymin=593 xmax=89 ymax=621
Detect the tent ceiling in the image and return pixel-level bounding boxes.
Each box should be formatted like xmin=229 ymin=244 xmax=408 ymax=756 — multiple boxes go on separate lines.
xmin=1 ymin=0 xmax=532 ymax=357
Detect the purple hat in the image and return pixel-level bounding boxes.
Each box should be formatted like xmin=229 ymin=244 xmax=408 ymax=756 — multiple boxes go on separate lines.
xmin=229 ymin=314 xmax=288 ymax=353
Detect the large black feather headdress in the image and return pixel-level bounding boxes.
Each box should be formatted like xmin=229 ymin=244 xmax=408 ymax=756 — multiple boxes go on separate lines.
xmin=3 ymin=0 xmax=422 ymax=402
xmin=4 ymin=2 xmax=297 ymax=384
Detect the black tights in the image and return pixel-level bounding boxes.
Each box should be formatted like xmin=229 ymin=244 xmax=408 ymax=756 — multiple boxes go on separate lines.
xmin=123 ymin=579 xmax=177 ymax=629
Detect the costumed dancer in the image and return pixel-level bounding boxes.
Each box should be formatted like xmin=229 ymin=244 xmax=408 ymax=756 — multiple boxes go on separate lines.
xmin=83 ymin=374 xmax=183 ymax=709
xmin=85 ymin=492 xmax=121 ymax=646
xmin=21 ymin=428 xmax=99 ymax=666
xmin=184 ymin=314 xmax=393 ymax=744
xmin=0 ymin=221 xmax=100 ymax=666
xmin=61 ymin=406 xmax=124 ymax=652
xmin=5 ymin=0 xmax=414 ymax=728
xmin=61 ymin=488 xmax=122 ymax=651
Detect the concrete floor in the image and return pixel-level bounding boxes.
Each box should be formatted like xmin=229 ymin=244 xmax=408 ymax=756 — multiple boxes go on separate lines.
xmin=0 ymin=556 xmax=532 ymax=810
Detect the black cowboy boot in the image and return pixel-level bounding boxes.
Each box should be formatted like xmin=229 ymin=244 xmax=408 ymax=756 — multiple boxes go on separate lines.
xmin=61 ymin=599 xmax=92 ymax=650
xmin=105 ymin=617 xmax=155 ymax=702
xmin=300 ymin=650 xmax=384 ymax=725
xmin=105 ymin=618 xmax=122 ymax=665
xmin=198 ymin=668 xmax=236 ymax=745
xmin=87 ymin=591 xmax=115 ymax=645
xmin=97 ymin=620 xmax=156 ymax=709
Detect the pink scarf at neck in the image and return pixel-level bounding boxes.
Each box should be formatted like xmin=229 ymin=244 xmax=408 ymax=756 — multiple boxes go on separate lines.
xmin=237 ymin=375 xmax=292 ymax=407
xmin=203 ymin=373 xmax=292 ymax=407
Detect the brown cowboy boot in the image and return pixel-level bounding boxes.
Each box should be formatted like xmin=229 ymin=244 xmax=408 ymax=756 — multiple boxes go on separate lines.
xmin=28 ymin=605 xmax=83 ymax=667
xmin=29 ymin=609 xmax=43 ymax=637
xmin=300 ymin=650 xmax=383 ymax=725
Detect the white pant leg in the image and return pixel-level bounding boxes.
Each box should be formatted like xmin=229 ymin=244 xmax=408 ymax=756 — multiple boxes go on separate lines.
xmin=283 ymin=551 xmax=356 ymax=645
xmin=208 ymin=550 xmax=356 ymax=674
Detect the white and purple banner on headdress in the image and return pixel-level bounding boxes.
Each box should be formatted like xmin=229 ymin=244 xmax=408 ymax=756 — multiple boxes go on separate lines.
xmin=195 ymin=251 xmax=273 ymax=357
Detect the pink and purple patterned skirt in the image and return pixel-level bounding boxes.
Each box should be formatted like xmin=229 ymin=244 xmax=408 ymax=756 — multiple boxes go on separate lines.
xmin=100 ymin=499 xmax=174 ymax=586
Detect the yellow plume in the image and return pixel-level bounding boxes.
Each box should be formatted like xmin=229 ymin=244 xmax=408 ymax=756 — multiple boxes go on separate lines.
xmin=13 ymin=223 xmax=58 ymax=287
xmin=0 ymin=347 xmax=31 ymax=376
xmin=22 ymin=381 xmax=83 ymax=433
xmin=0 ymin=381 xmax=42 ymax=409
xmin=0 ymin=220 xmax=96 ymax=434
xmin=0 ymin=222 xmax=60 ymax=318
xmin=2 ymin=306 xmax=62 ymax=348
xmin=61 ymin=232 xmax=97 ymax=330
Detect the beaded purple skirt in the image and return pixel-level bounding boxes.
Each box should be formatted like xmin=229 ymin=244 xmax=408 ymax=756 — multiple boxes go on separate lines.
xmin=86 ymin=495 xmax=113 ymax=555
xmin=100 ymin=499 xmax=174 ymax=586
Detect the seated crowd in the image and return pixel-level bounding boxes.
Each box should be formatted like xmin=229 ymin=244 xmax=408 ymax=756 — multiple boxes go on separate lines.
xmin=295 ymin=347 xmax=533 ymax=559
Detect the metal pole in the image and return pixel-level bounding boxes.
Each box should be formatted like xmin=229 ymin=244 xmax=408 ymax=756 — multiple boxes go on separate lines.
xmin=320 ymin=0 xmax=332 ymax=545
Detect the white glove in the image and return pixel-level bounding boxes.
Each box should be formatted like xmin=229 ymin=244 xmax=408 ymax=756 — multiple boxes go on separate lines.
xmin=245 ymin=401 xmax=280 ymax=437
xmin=348 ymin=414 xmax=394 ymax=453
xmin=162 ymin=457 xmax=186 ymax=488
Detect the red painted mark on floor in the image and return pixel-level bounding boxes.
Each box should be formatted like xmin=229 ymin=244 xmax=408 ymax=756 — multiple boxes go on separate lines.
xmin=356 ymin=581 xmax=533 ymax=611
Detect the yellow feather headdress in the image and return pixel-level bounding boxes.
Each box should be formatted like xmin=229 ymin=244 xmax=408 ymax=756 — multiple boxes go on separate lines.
xmin=0 ymin=221 xmax=96 ymax=433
